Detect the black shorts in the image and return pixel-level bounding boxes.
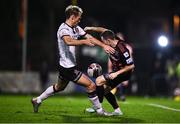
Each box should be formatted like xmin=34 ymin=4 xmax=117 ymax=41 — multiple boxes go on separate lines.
xmin=103 ymin=70 xmax=132 ymax=89
xmin=58 ymin=65 xmax=82 ymax=82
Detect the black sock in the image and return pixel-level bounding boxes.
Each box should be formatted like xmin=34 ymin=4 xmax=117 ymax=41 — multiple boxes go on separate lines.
xmin=105 ymin=92 xmax=119 ymax=109
xmin=96 ymin=86 xmax=104 ymax=103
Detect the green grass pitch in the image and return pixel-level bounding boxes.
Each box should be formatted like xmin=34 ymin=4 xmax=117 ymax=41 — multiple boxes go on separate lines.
xmin=0 ymin=94 xmax=180 ymax=123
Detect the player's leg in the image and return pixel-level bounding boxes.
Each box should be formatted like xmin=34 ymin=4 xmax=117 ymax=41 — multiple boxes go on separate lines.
xmin=95 ymin=75 xmax=108 ymax=105
xmin=96 ymin=85 xmax=104 ymax=103
xmin=86 ymin=85 xmax=104 ymax=113
xmin=31 ymin=78 xmax=69 ymax=113
xmin=86 ymin=76 xmax=105 ymax=113
xmin=76 ymin=74 xmax=102 ymax=109
xmin=96 ymin=75 xmax=123 ymax=115
xmin=76 ymin=74 xmax=112 ymax=116
xmin=118 ymin=81 xmax=129 ymax=101
xmin=35 ymin=78 xmax=69 ymax=103
xmin=104 ymin=73 xmax=131 ymax=115
xmin=86 ymin=85 xmax=116 ymax=113
xmin=86 ymin=75 xmax=122 ymax=115
xmin=104 ymin=90 xmax=122 ymax=115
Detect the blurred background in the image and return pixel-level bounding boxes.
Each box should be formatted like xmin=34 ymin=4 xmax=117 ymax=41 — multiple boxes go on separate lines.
xmin=0 ymin=0 xmax=180 ymax=98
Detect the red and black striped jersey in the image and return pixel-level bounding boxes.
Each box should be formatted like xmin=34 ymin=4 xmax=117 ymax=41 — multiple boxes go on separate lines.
xmin=109 ymin=41 xmax=134 ymax=72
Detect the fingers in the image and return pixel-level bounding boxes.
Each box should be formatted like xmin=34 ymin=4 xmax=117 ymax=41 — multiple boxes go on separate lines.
xmin=103 ymin=45 xmax=115 ymax=54
xmin=105 ymin=47 xmax=115 ymax=54
xmin=108 ymin=73 xmax=117 ymax=80
xmin=88 ymin=42 xmax=95 ymax=46
xmin=109 ymin=46 xmax=115 ymax=54
xmin=88 ymin=38 xmax=95 ymax=46
xmin=108 ymin=48 xmax=115 ymax=54
xmin=84 ymin=27 xmax=91 ymax=32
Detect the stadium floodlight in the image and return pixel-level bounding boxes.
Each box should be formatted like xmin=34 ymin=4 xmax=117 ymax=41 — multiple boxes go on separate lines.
xmin=157 ymin=35 xmax=169 ymax=47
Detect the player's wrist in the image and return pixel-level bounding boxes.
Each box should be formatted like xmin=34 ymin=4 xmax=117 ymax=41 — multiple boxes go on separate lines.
xmin=82 ymin=40 xmax=87 ymax=45
xmin=102 ymin=43 xmax=107 ymax=48
xmin=79 ymin=40 xmax=86 ymax=45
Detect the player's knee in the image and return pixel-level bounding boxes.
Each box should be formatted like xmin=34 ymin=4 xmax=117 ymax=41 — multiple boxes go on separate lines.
xmin=87 ymin=82 xmax=96 ymax=91
xmin=54 ymin=84 xmax=61 ymax=92
xmin=54 ymin=83 xmax=65 ymax=92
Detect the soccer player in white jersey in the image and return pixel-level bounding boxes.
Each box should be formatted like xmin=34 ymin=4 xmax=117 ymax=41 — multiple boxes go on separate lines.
xmin=31 ymin=5 xmax=115 ymax=116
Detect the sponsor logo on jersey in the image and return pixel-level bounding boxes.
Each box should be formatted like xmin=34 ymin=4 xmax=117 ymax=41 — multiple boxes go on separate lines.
xmin=126 ymin=58 xmax=133 ymax=64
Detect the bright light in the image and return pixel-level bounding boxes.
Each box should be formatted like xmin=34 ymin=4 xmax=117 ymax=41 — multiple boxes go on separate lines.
xmin=158 ymin=35 xmax=168 ymax=47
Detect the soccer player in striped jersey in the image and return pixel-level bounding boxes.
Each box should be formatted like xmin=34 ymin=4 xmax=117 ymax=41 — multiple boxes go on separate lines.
xmin=111 ymin=32 xmax=133 ymax=101
xmin=84 ymin=27 xmax=135 ymax=115
xmin=31 ymin=5 xmax=115 ymax=116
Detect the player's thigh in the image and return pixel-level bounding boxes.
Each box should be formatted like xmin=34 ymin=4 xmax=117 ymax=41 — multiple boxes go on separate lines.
xmin=76 ymin=74 xmax=94 ymax=87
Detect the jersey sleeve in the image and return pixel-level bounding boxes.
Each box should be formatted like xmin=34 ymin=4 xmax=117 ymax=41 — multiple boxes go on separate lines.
xmin=118 ymin=43 xmax=134 ymax=65
xmin=77 ymin=26 xmax=86 ymax=37
xmin=58 ymin=28 xmax=71 ymax=39
xmin=122 ymin=51 xmax=134 ymax=65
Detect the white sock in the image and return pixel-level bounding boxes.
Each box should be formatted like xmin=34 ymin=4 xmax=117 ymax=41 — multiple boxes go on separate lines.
xmin=114 ymin=107 xmax=120 ymax=113
xmin=37 ymin=85 xmax=54 ymax=103
xmin=89 ymin=96 xmax=102 ymax=109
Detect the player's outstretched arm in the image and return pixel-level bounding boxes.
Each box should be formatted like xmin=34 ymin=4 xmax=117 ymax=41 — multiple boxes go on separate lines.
xmin=108 ymin=64 xmax=135 ymax=80
xmin=108 ymin=58 xmax=113 ymax=73
xmin=84 ymin=27 xmax=108 ymax=33
xmin=85 ymin=34 xmax=115 ymax=54
xmin=63 ymin=35 xmax=94 ymax=46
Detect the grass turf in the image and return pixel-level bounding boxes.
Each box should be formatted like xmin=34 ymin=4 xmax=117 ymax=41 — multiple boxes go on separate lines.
xmin=0 ymin=94 xmax=180 ymax=123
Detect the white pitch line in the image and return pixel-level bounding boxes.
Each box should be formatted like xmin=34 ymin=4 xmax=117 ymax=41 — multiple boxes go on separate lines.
xmin=148 ymin=103 xmax=180 ymax=112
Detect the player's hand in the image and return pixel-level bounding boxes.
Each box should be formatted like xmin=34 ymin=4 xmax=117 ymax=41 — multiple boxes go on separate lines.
xmin=108 ymin=72 xmax=118 ymax=80
xmin=84 ymin=27 xmax=92 ymax=32
xmin=103 ymin=45 xmax=115 ymax=54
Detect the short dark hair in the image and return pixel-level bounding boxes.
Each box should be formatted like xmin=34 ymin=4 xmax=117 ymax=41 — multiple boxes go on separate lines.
xmin=101 ymin=30 xmax=115 ymax=40
xmin=65 ymin=5 xmax=83 ymax=19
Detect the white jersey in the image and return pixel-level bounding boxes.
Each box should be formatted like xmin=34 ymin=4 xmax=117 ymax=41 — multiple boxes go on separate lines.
xmin=57 ymin=23 xmax=86 ymax=68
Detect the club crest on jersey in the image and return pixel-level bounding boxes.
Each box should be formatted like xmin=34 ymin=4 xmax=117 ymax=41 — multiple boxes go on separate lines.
xmin=74 ymin=27 xmax=79 ymax=33
xmin=123 ymin=52 xmax=129 ymax=58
